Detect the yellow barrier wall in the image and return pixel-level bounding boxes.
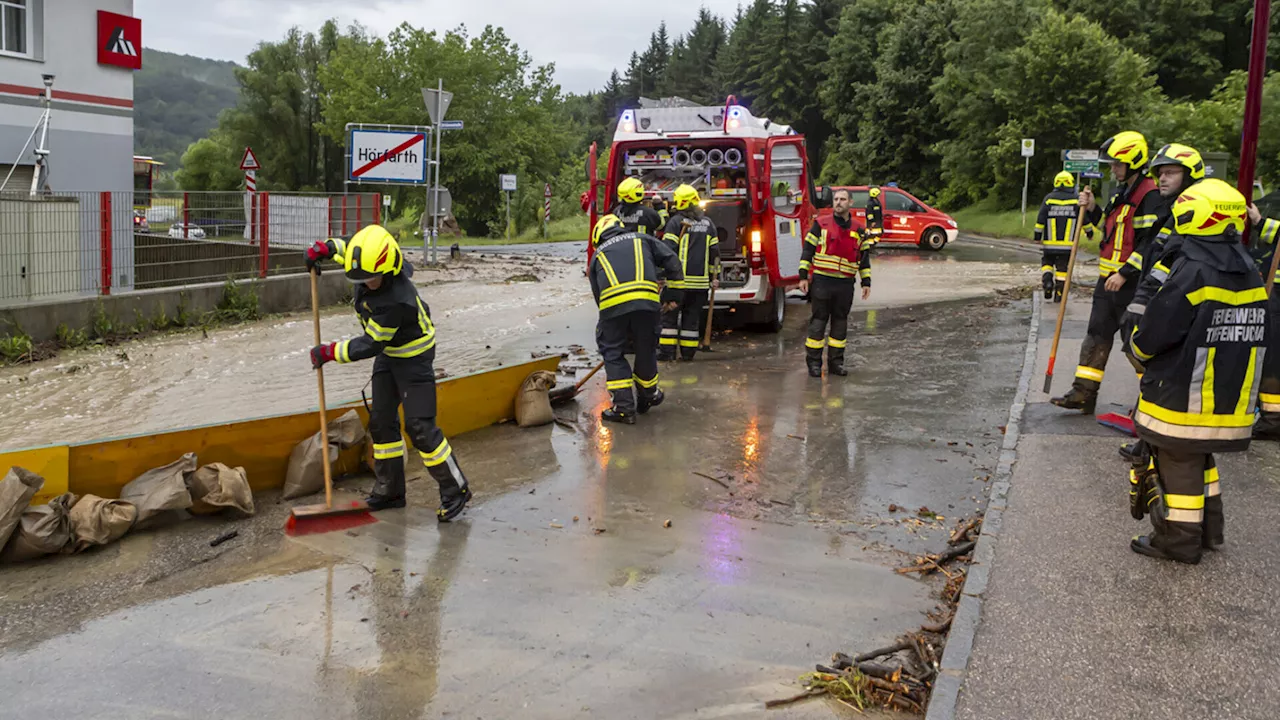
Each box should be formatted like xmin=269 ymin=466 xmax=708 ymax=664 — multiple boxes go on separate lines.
xmin=0 ymin=356 xmax=561 ymax=501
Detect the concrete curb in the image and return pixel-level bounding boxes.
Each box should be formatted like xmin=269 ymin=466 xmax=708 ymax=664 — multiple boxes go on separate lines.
xmin=924 ymin=290 xmax=1042 ymax=720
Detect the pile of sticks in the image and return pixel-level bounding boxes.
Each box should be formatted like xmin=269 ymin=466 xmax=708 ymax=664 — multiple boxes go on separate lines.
xmin=767 ymin=515 xmax=984 ymax=714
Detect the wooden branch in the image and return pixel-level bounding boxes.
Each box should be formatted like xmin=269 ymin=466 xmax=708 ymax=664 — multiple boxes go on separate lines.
xmin=764 ymin=688 xmax=825 ymax=709
xmin=693 ymin=471 xmax=731 ymax=489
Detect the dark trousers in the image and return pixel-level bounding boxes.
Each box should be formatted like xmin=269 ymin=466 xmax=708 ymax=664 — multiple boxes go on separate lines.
xmin=597 ymin=309 xmax=661 ymax=413
xmin=1040 ymin=250 xmax=1070 ymax=299
xmin=660 ymin=288 xmax=707 ymax=361
xmin=368 ymin=349 xmax=468 ymax=503
xmin=806 ymin=275 xmax=855 ymax=370
xmin=1070 ymin=276 xmax=1138 ymax=396
xmin=1145 ymin=446 xmax=1220 ymax=562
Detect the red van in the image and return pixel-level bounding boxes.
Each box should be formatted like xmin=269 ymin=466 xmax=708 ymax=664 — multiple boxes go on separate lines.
xmin=825 ymin=185 xmax=958 ymax=251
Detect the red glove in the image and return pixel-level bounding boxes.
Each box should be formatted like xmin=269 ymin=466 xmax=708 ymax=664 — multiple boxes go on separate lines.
xmin=310 ymin=343 xmax=336 ymax=369
xmin=306 ymin=240 xmax=337 ymax=271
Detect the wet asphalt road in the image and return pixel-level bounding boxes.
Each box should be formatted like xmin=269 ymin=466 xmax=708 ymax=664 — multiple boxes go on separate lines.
xmin=0 ymin=238 xmax=1039 ymax=719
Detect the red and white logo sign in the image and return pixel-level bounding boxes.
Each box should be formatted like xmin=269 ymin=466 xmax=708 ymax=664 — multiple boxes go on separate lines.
xmin=98 ymin=11 xmax=142 ymax=70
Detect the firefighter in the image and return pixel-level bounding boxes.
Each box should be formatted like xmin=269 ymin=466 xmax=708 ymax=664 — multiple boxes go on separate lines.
xmin=305 ymin=226 xmax=470 ymax=519
xmin=588 ymin=215 xmax=685 ymax=424
xmin=1117 ymin=143 xmax=1206 ymax=465
xmin=1034 ymin=171 xmax=1086 ymax=302
xmin=1247 ymin=201 xmax=1280 ymax=440
xmin=612 ymin=177 xmax=664 ymax=235
xmin=799 ymin=188 xmax=872 ymax=378
xmin=659 ymin=184 xmax=720 ymax=361
xmin=865 ymin=186 xmax=884 ymax=245
xmin=1127 ymin=179 xmax=1267 ymax=563
xmin=1051 ymin=131 xmax=1164 ymax=414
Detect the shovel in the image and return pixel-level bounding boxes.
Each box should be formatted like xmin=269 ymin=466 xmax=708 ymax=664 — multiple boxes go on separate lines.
xmin=549 ymin=361 xmax=604 ymax=405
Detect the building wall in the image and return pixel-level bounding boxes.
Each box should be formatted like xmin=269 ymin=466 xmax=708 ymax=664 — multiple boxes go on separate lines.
xmin=0 ymin=0 xmax=136 ymax=293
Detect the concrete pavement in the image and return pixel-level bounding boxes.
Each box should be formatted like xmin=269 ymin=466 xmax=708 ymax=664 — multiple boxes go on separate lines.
xmin=950 ymin=292 xmax=1280 ymax=720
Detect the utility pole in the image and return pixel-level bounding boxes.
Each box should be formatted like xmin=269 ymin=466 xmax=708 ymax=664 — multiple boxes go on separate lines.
xmin=1237 ymin=0 xmax=1271 ymax=211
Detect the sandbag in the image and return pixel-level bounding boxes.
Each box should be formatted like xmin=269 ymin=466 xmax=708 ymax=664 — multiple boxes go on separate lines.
xmin=1 ymin=492 xmax=77 ymax=563
xmin=282 ymin=410 xmax=366 ymax=500
xmin=68 ymin=494 xmax=137 ymax=552
xmin=0 ymin=467 xmax=44 ymax=550
xmin=119 ymin=452 xmax=197 ymax=529
xmin=187 ymin=463 xmax=255 ymax=516
xmin=515 ymin=370 xmax=558 ymax=428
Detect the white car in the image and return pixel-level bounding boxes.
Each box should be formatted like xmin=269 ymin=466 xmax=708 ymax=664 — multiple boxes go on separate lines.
xmin=168 ymin=223 xmax=206 ymax=239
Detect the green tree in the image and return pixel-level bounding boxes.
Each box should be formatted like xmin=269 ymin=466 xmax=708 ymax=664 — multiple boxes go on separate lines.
xmin=175 ymin=130 xmax=241 ymax=191
xmin=717 ymin=0 xmax=776 ymax=107
xmin=663 ymin=8 xmax=728 ymax=104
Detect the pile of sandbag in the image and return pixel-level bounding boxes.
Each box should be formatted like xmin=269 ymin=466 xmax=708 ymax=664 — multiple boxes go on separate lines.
xmin=515 ymin=370 xmax=558 ymax=427
xmin=283 ymin=410 xmax=366 ymax=500
xmin=0 ymin=454 xmax=256 ymax=564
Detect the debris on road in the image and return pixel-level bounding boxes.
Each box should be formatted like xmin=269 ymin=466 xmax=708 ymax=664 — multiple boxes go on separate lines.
xmin=771 ymin=514 xmax=984 ymax=713
xmin=693 ymin=471 xmax=731 ymax=490
xmin=209 ymin=530 xmax=238 ymax=547
xmin=663 ymin=519 xmax=672 ymax=528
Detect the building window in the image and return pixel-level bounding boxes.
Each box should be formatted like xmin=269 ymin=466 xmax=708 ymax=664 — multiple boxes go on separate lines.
xmin=1 ymin=0 xmax=30 ymax=57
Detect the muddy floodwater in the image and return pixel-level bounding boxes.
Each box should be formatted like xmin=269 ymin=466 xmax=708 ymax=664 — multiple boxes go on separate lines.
xmin=0 ymin=240 xmax=1033 ymax=451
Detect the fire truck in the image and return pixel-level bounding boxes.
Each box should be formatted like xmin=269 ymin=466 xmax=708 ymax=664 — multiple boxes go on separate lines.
xmin=583 ymin=97 xmax=830 ymax=332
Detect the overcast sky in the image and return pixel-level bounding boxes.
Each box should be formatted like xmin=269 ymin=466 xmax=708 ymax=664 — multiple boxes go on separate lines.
xmin=134 ymin=0 xmax=745 ymax=94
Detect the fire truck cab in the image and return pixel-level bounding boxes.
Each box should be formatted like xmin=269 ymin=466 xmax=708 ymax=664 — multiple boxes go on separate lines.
xmin=585 ymin=98 xmax=828 ymax=332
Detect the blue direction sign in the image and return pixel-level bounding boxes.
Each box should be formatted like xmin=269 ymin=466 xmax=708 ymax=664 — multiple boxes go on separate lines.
xmin=441 ymin=120 xmax=464 ymax=130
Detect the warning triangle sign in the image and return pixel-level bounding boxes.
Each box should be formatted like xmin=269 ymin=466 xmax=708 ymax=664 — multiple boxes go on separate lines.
xmin=239 ymin=147 xmax=261 ymax=170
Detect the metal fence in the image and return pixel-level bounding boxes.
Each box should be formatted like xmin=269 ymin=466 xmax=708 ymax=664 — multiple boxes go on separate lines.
xmin=0 ymin=190 xmax=381 ymax=307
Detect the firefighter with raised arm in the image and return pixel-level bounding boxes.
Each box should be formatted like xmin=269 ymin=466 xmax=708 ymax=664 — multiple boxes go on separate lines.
xmin=588 ymin=215 xmax=685 ymax=424
xmin=1035 ymin=171 xmax=1091 ymax=302
xmin=612 ymin=177 xmax=664 ymax=236
xmin=659 ymin=184 xmax=719 ymax=361
xmin=1127 ymin=180 xmax=1267 ymax=564
xmin=799 ymin=188 xmax=872 ymax=378
xmin=1117 ymin=143 xmax=1206 ymax=466
xmin=865 ymin=186 xmax=884 ymax=245
xmin=305 ymin=226 xmax=471 ymax=520
xmin=1052 ymin=131 xmax=1164 ymax=414
xmin=1247 ymin=201 xmax=1280 ymax=440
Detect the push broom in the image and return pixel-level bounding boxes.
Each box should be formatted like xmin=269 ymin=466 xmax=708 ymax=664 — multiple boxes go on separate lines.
xmin=286 ymin=268 xmax=374 ymax=535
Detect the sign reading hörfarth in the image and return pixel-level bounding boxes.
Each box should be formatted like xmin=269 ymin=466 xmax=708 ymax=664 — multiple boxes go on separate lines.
xmin=98 ymin=11 xmax=142 ymax=70
xmin=347 ymin=129 xmax=430 ymax=184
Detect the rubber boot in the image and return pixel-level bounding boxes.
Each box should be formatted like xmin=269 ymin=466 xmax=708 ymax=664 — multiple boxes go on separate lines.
xmin=1042 ymin=271 xmax=1054 ymax=300
xmin=1130 ymin=535 xmax=1201 ymax=564
xmin=431 ymin=461 xmax=471 ymax=522
xmin=1128 ymin=463 xmax=1158 ymax=521
xmin=637 ymin=388 xmax=664 ymax=415
xmin=806 ymin=347 xmax=823 ymax=378
xmin=1050 ymin=386 xmax=1097 ymax=414
xmin=1054 ymin=282 xmax=1064 ymax=303
xmin=828 ymin=346 xmax=848 ymax=376
xmin=1253 ymin=413 xmax=1280 ymax=441
xmin=366 ymin=494 xmax=407 ymax=511
xmin=601 ymin=407 xmax=637 ymax=425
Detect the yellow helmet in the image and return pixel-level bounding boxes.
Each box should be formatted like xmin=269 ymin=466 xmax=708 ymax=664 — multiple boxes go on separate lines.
xmin=1148 ymin=143 xmax=1205 ymax=181
xmin=673 ymin=184 xmax=700 ymax=211
xmin=1100 ymin=131 xmax=1149 ymax=171
xmin=1053 ymin=171 xmax=1075 ymax=188
xmin=592 ymin=214 xmax=622 ymax=246
xmin=618 ymin=177 xmax=645 ymax=204
xmin=869 ymin=186 xmax=881 ymax=198
xmin=342 ymin=225 xmax=403 ymax=282
xmin=1172 ymin=178 xmax=1246 ymax=238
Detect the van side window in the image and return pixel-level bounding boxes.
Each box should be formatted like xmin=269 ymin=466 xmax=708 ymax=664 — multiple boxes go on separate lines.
xmin=884 ymin=191 xmax=917 ymax=212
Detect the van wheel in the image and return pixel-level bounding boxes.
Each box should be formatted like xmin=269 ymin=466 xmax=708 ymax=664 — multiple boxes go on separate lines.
xmin=921 ymin=227 xmax=947 ymax=251
xmin=762 ymin=288 xmax=786 ymax=333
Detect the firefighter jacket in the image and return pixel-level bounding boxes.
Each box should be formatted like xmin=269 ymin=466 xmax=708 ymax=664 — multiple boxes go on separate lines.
xmin=1084 ymin=177 xmax=1162 ymax=279
xmin=335 ymin=265 xmax=435 ymax=364
xmin=589 ymin=226 xmax=685 ymax=321
xmin=612 ymin=201 xmax=664 ymax=236
xmin=1130 ymin=233 xmax=1269 ymax=453
xmin=800 ymin=213 xmax=872 ymax=286
xmin=866 ymin=194 xmax=883 ymax=234
xmin=1249 ymin=216 xmax=1280 ymax=286
xmin=1034 ymin=187 xmax=1085 ymax=251
xmin=662 ymin=210 xmax=719 ymax=290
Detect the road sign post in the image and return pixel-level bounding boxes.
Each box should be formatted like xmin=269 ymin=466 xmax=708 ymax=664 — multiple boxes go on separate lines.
xmin=500 ymin=174 xmax=517 ymax=241
xmin=1021 ymin=139 xmax=1035 ymax=228
xmin=423 ymin=82 xmax=453 ymax=263
xmin=240 ymin=147 xmax=260 ymax=244
xmin=543 ymin=183 xmax=551 ymax=239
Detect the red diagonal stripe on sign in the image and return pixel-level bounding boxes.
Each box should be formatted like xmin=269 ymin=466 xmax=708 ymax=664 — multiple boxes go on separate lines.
xmin=352 ymin=134 xmax=425 ymax=178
